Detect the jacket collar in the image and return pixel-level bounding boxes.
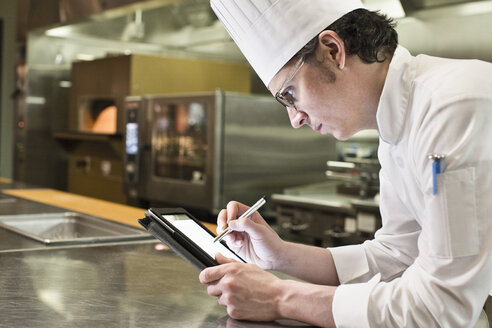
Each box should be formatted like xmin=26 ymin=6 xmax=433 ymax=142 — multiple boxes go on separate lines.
xmin=376 ymin=45 xmax=415 ymax=145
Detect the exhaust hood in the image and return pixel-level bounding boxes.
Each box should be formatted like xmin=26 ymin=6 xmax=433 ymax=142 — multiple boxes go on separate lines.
xmin=402 ymin=0 xmax=483 ymax=9
xmin=38 ymin=0 xmax=492 ymax=66
xmin=43 ymin=0 xmax=244 ymax=62
xmin=397 ymin=0 xmax=492 ymax=13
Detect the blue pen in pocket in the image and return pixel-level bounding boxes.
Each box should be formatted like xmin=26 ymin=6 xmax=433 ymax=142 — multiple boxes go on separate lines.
xmin=428 ymin=154 xmax=446 ymax=195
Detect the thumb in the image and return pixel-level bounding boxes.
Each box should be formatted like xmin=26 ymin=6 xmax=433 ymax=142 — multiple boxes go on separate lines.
xmin=215 ymin=253 xmax=238 ymax=264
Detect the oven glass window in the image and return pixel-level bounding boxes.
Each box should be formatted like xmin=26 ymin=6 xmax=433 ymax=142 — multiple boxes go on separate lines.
xmin=78 ymin=98 xmax=117 ymax=134
xmin=151 ymin=101 xmax=207 ymax=183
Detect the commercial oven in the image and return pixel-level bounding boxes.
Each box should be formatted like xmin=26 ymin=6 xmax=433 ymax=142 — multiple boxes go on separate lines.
xmin=124 ymin=90 xmax=336 ymax=215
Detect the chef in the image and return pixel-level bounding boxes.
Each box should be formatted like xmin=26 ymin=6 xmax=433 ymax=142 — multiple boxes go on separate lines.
xmin=199 ymin=0 xmax=492 ymax=327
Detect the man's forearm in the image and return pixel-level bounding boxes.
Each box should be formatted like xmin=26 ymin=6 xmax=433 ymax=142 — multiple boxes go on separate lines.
xmin=276 ymin=279 xmax=337 ymax=327
xmin=274 ymin=241 xmax=340 ymax=286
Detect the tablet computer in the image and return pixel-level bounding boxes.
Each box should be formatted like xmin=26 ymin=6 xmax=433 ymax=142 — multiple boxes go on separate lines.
xmin=138 ymin=208 xmax=245 ymax=270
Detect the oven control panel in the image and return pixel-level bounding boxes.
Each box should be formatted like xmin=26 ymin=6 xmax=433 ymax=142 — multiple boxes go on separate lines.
xmin=124 ymin=99 xmax=141 ymax=198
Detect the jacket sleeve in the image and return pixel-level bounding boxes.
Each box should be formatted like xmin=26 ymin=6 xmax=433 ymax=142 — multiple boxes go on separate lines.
xmin=329 ymin=167 xmax=421 ymax=285
xmin=331 ymin=97 xmax=492 ymax=327
xmin=329 ymin=167 xmax=423 ymax=328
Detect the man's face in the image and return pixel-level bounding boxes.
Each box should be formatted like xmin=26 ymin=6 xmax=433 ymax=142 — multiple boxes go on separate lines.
xmin=268 ymin=48 xmax=380 ymax=141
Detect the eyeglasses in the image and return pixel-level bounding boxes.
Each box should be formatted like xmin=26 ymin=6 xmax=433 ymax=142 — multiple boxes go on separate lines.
xmin=275 ymin=57 xmax=305 ymax=111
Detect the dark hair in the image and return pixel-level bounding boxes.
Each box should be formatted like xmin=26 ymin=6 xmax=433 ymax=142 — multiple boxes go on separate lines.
xmin=294 ymin=9 xmax=398 ymax=64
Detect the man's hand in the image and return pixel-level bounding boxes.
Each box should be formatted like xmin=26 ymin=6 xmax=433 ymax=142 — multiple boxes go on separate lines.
xmin=200 ymin=254 xmax=338 ymax=327
xmin=199 ymin=253 xmax=284 ymax=321
xmin=217 ymin=201 xmax=287 ymax=270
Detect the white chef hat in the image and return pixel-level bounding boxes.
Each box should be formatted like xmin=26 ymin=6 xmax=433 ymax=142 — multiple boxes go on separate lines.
xmin=211 ymin=0 xmax=365 ymax=87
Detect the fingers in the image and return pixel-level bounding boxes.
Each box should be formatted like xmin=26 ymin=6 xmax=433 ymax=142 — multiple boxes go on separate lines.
xmin=228 ymin=216 xmax=267 ymax=240
xmin=217 ymin=201 xmax=249 ymax=235
xmin=199 ymin=261 xmax=237 ymax=284
xmin=226 ymin=201 xmax=241 ymax=223
xmin=217 ymin=209 xmax=228 ymax=234
xmin=216 ymin=253 xmax=238 ymax=264
xmin=207 ymin=281 xmax=221 ymax=297
xmin=217 ymin=200 xmax=270 ymax=242
xmin=217 ymin=202 xmax=246 ymax=232
xmin=199 ymin=267 xmax=219 ymax=285
xmin=229 ymin=201 xmax=268 ymax=227
xmin=201 ymin=258 xmax=236 ymax=297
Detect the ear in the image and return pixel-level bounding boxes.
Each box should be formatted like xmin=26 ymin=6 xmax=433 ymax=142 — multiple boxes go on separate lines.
xmin=317 ymin=30 xmax=346 ymax=69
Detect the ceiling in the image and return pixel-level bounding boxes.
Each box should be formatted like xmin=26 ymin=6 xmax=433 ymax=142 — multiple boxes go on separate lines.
xmin=35 ymin=0 xmax=492 ymax=65
xmin=400 ymin=0 xmax=488 ymax=15
xmin=363 ymin=0 xmax=491 ymax=16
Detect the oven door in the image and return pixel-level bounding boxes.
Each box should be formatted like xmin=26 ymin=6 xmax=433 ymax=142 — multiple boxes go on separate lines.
xmin=138 ymin=94 xmax=217 ymax=210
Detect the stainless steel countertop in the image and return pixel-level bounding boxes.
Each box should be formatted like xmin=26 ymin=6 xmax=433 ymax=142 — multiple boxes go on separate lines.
xmin=0 ymin=186 xmax=313 ymax=327
xmin=271 ymin=193 xmax=356 ymax=214
xmin=271 ymin=181 xmax=379 ymax=215
xmin=0 ymin=242 xmax=313 ymax=328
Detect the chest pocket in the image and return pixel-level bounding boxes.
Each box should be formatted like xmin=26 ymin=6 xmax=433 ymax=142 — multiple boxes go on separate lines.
xmin=425 ymin=167 xmax=479 ymax=258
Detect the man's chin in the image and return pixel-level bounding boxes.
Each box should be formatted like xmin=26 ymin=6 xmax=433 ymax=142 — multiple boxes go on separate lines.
xmin=332 ymin=130 xmax=353 ymax=141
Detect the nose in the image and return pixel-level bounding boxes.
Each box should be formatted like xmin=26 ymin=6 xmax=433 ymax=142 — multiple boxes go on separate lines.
xmin=287 ymin=107 xmax=308 ymax=129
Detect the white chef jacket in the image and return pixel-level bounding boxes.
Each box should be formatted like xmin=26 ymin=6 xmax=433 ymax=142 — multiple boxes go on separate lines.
xmin=329 ymin=46 xmax=492 ymax=327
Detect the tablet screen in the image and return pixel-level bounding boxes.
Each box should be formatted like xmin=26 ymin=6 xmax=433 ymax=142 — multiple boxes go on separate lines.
xmin=163 ymin=214 xmax=245 ymax=263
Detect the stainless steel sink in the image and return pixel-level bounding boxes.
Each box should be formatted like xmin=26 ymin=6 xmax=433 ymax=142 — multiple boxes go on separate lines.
xmin=0 ymin=193 xmax=18 ymax=205
xmin=0 ymin=212 xmax=152 ymax=245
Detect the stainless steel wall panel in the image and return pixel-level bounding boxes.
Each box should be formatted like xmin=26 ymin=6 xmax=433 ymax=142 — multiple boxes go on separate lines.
xmin=220 ymin=93 xmax=334 ymax=211
xmin=23 ymin=68 xmax=70 ymax=189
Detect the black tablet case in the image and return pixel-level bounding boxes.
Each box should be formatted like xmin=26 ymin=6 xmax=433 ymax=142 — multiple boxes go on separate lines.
xmin=138 ymin=211 xmax=218 ymax=270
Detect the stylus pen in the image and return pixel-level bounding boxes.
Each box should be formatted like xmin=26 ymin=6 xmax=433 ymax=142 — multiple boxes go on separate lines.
xmin=213 ymin=196 xmax=266 ymax=243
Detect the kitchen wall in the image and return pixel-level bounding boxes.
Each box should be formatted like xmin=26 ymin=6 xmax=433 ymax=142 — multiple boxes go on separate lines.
xmin=396 ymin=3 xmax=492 ymax=62
xmin=8 ymin=0 xmax=492 ymax=189
xmin=0 ymin=0 xmax=17 ymax=180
